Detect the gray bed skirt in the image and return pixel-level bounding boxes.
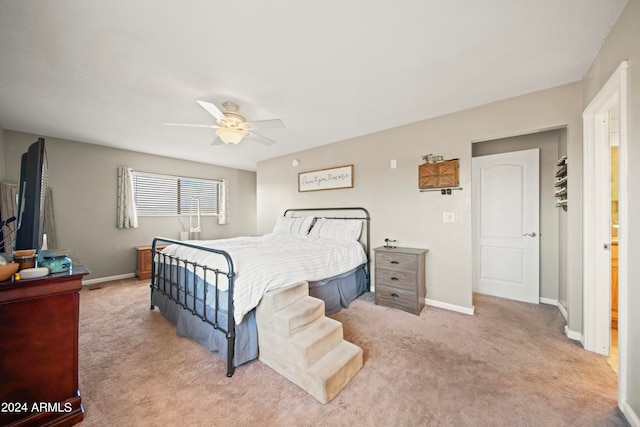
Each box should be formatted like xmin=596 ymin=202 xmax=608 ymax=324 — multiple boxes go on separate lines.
xmin=308 ymin=265 xmax=368 ymax=315
xmin=151 ymin=290 xmax=258 ymax=366
xmin=152 ymin=264 xmax=368 ymax=366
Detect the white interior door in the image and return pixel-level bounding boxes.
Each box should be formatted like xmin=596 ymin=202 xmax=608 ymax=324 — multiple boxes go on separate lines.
xmin=472 ymin=149 xmax=540 ymax=304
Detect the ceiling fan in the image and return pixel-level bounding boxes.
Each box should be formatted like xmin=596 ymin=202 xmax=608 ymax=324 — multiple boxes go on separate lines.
xmin=164 ymin=100 xmax=284 ymax=146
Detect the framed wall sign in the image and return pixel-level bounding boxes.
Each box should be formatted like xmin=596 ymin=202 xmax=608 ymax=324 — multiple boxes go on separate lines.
xmin=298 ymin=164 xmax=354 ymax=192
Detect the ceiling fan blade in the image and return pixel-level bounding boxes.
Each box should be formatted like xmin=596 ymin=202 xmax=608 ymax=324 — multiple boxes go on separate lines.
xmin=247 ymin=131 xmax=276 ymax=146
xmin=246 ymin=118 xmax=284 ymax=130
xmin=163 ymin=122 xmax=219 ymax=129
xmin=211 ymin=136 xmax=223 ymax=145
xmin=196 ymin=100 xmax=225 ymax=121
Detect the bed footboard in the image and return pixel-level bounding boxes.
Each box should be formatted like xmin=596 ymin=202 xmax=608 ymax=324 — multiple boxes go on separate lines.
xmin=149 ymin=237 xmax=237 ymax=377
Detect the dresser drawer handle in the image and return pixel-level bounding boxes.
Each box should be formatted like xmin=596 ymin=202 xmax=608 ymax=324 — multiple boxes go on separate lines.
xmin=390 ymin=261 xmax=400 ymax=265
xmin=390 ymin=277 xmax=399 ymax=281
xmin=391 ymin=293 xmax=400 ymax=298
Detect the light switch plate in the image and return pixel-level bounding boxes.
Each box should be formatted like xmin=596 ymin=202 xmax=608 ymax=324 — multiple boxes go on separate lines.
xmin=443 ymin=212 xmax=455 ymax=223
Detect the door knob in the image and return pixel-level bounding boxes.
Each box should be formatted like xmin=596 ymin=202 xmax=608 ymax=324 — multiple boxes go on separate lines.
xmin=523 ymin=232 xmax=537 ymax=237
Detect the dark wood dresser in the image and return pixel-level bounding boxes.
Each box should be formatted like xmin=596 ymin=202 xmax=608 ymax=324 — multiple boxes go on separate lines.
xmin=374 ymin=246 xmax=427 ymax=315
xmin=0 ymin=265 xmax=89 ymax=427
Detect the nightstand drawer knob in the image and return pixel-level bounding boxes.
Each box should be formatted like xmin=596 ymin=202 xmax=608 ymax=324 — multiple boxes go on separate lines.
xmin=390 ymin=277 xmax=399 ymax=281
xmin=391 ymin=293 xmax=400 ymax=298
xmin=390 ymin=261 xmax=400 ymax=265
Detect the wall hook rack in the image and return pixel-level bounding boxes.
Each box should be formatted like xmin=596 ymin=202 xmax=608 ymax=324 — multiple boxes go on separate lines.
xmin=419 ymin=187 xmax=463 ymax=194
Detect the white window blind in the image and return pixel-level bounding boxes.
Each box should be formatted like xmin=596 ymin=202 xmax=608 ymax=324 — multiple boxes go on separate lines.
xmin=132 ymin=171 xmax=220 ymax=216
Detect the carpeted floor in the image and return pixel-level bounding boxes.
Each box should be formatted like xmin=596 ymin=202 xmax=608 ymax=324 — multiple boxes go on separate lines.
xmin=77 ymin=279 xmax=628 ymax=426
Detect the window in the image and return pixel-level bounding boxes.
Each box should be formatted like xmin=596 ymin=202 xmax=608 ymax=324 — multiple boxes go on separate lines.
xmin=132 ymin=171 xmax=221 ymax=216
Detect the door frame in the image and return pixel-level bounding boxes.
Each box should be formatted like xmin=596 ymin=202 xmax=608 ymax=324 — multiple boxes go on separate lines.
xmin=582 ymin=60 xmax=628 ymax=406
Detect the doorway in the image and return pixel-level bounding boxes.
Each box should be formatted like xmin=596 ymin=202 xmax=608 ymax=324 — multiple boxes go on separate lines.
xmin=472 ymin=130 xmax=562 ymax=306
xmin=582 ymin=61 xmax=628 ymax=406
xmin=608 ymin=105 xmax=620 ymax=374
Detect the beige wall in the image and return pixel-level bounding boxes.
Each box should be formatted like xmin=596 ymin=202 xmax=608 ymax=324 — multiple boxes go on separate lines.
xmin=257 ymin=82 xmax=583 ymax=313
xmin=0 ymin=125 xmax=5 ymax=182
xmin=472 ymin=130 xmax=561 ymax=302
xmin=582 ymin=0 xmax=640 ymax=418
xmin=3 ymin=130 xmax=257 ymax=280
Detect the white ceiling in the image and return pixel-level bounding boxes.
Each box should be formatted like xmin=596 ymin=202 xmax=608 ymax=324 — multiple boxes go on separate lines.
xmin=0 ymin=0 xmax=627 ymax=171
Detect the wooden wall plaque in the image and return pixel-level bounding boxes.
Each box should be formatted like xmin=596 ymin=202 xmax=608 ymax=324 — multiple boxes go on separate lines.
xmin=418 ymin=159 xmax=459 ymax=189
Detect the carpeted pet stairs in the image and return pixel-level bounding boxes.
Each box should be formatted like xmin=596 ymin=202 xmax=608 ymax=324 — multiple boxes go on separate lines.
xmin=255 ymin=281 xmax=363 ymax=404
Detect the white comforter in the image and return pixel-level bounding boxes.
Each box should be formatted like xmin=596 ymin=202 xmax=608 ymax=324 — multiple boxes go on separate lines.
xmin=160 ymin=233 xmax=367 ymax=323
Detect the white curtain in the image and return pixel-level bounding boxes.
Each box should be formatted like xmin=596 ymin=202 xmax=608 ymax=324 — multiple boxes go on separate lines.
xmin=117 ymin=166 xmax=138 ymax=229
xmin=0 ymin=183 xmax=58 ymax=251
xmin=218 ymin=179 xmax=228 ymax=225
xmin=0 ymin=182 xmax=19 ymax=251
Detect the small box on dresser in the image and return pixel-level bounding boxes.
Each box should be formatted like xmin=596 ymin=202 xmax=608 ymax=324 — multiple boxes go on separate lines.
xmin=374 ymin=246 xmax=427 ymax=315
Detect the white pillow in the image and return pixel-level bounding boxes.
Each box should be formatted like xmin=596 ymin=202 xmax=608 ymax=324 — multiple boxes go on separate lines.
xmin=272 ymin=216 xmax=314 ymax=235
xmin=309 ymin=218 xmax=362 ymax=241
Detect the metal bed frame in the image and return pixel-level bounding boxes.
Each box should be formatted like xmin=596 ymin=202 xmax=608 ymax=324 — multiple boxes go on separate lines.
xmin=149 ymin=207 xmax=371 ymax=377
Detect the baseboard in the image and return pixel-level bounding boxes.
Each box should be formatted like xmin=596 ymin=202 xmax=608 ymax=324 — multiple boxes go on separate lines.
xmin=424 ymin=298 xmax=475 ymax=316
xmin=539 ymin=297 xmax=558 ymax=306
xmin=557 ymin=301 xmax=569 ymax=322
xmin=558 ymin=303 xmax=583 ymax=344
xmin=623 ymin=401 xmax=640 ymax=427
xmin=83 ymin=273 xmax=136 ymax=285
xmin=563 ymin=324 xmax=583 ymax=342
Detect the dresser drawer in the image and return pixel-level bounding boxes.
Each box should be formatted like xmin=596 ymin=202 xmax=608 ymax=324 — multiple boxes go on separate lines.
xmin=375 ymin=251 xmax=417 ymax=273
xmin=375 ymin=268 xmax=417 ymax=293
xmin=375 ymin=284 xmax=416 ymax=313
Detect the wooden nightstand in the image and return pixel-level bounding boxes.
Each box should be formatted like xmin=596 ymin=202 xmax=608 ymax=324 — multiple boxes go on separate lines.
xmin=374 ymin=246 xmax=427 ymax=315
xmin=135 ymin=245 xmax=168 ymax=280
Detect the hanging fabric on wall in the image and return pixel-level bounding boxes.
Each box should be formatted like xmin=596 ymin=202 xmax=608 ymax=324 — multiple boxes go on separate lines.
xmin=0 ymin=182 xmax=19 ymax=252
xmin=0 ymin=183 xmax=58 ymax=251
xmin=116 ymin=166 xmax=138 ymax=229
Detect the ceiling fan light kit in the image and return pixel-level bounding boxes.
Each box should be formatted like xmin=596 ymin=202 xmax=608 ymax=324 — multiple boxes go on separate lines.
xmin=216 ymin=127 xmax=248 ymax=144
xmin=166 ymin=100 xmax=283 ymax=146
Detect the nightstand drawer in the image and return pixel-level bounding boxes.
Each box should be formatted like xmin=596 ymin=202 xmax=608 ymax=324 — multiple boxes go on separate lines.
xmin=375 ymin=251 xmax=417 ymax=272
xmin=375 ymin=284 xmax=416 ymax=313
xmin=375 ymin=269 xmax=417 ymax=293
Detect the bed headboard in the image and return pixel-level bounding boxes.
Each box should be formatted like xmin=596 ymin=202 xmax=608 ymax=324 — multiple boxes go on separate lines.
xmin=283 ymin=207 xmax=371 ymax=279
